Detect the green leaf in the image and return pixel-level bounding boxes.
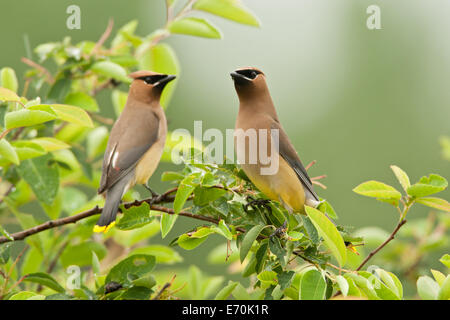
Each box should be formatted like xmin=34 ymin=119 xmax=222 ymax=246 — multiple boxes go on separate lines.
xmin=210 ymin=219 xmax=232 ymax=240
xmin=257 ymin=270 xmax=277 ymax=285
xmin=0 ymin=87 xmax=20 ymax=102
xmin=177 ymin=234 xmax=208 ymax=250
xmin=300 ymin=269 xmax=326 ymax=300
xmin=9 ymin=292 xmax=45 ymax=300
xmin=375 ymin=269 xmax=403 ymax=299
xmin=91 ymin=60 xmax=131 ymax=83
xmin=5 ymin=105 xmax=57 ymax=129
xmin=269 ymin=236 xmax=286 ymax=267
xmin=111 ymin=90 xmax=128 ymax=116
xmin=51 ymin=104 xmax=94 ymax=127
xmin=407 ymin=174 xmax=448 ymax=198
xmin=190 ymin=226 xmax=216 ymax=238
xmin=0 ymin=139 xmax=19 ymax=164
xmin=430 ymin=269 xmax=446 ymax=286
xmin=130 ymin=244 xmax=182 ymax=264
xmin=168 ymin=17 xmax=222 ymax=39
xmin=193 ymin=0 xmax=260 ymax=27
xmin=353 ymin=180 xmax=402 ymax=200
xmin=437 ymin=275 xmax=450 ymax=300
xmin=64 ymin=92 xmax=99 ymax=112
xmin=92 ymin=251 xmax=101 ymax=275
xmin=0 ymin=68 xmax=19 ymax=93
xmin=193 ymin=187 xmax=226 ymax=206
xmin=0 ymin=242 xmax=12 ymax=264
xmin=345 ymin=273 xmax=378 ymax=299
xmin=231 ymin=283 xmax=252 ymax=300
xmin=416 ymin=197 xmax=450 ymax=212
xmin=131 ymin=275 xmax=156 ymax=289
xmin=440 ymin=136 xmax=450 ymax=161
xmin=12 ymin=141 xmax=46 ymax=160
xmin=86 ymin=126 xmax=108 ymax=159
xmin=440 ymin=254 xmax=450 ymax=268
xmin=317 ymin=199 xmax=338 ymax=219
xmin=62 ymin=187 xmax=89 ymax=213
xmin=390 ymin=165 xmax=411 ymax=192
xmin=287 ymin=231 xmax=303 ymax=241
xmin=417 ymin=276 xmax=440 ymax=300
xmin=305 ymin=206 xmax=347 ymax=266
xmin=29 ymin=137 xmax=70 ymax=152
xmin=60 ymin=241 xmax=107 ymax=268
xmin=47 ymin=78 xmax=72 ymax=103
xmin=239 ymin=224 xmax=265 ymax=262
xmin=278 ymin=271 xmax=295 ymax=291
xmin=254 ymin=241 xmax=268 ymax=274
xmin=23 ymin=272 xmax=65 ymax=293
xmin=106 ymin=254 xmax=156 ymax=285
xmin=16 ymin=153 xmax=59 ymax=205
xmin=336 ymin=275 xmax=349 ymax=297
xmin=138 ymin=43 xmax=179 ymax=108
xmin=173 ymin=174 xmax=199 ymax=213
xmin=215 ymin=281 xmax=238 ymax=300
xmin=116 ymin=203 xmax=152 ymax=230
xmin=160 ymin=212 xmax=178 ymax=238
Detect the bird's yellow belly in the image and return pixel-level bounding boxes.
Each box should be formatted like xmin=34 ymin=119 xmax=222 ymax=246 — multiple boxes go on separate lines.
xmin=242 ymin=156 xmax=306 ymax=213
xmin=133 ymin=141 xmax=165 ymax=186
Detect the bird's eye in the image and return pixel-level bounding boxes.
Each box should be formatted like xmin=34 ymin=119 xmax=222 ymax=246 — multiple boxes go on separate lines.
xmin=138 ymin=75 xmax=167 ymax=85
xmin=143 ymin=76 xmax=153 ymax=84
xmin=236 ymin=69 xmax=261 ymax=80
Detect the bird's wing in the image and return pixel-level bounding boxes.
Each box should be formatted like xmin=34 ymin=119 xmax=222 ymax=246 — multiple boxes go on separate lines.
xmin=98 ymin=110 xmax=160 ymax=193
xmin=270 ymin=122 xmax=319 ymax=201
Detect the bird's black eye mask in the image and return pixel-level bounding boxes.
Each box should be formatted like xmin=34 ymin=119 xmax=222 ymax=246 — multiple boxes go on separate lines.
xmin=137 ymin=74 xmax=167 ymax=85
xmin=236 ymin=69 xmax=262 ymax=80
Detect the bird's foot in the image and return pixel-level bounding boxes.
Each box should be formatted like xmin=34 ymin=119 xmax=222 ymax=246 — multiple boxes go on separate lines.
xmin=269 ymin=221 xmax=288 ymax=239
xmin=243 ymin=196 xmax=272 ymax=214
xmin=144 ymin=184 xmax=160 ymax=199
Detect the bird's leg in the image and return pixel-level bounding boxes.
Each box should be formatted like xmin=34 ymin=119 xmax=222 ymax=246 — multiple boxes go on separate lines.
xmin=269 ymin=220 xmax=288 ymax=239
xmin=144 ymin=183 xmax=160 ymax=199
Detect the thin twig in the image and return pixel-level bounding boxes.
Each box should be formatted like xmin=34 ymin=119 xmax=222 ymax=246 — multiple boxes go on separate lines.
xmin=21 ymin=57 xmax=54 ymax=83
xmin=90 ymin=19 xmax=114 ymax=58
xmin=356 ymin=219 xmax=407 ymax=271
xmin=89 ymin=112 xmax=114 ymax=126
xmin=152 ymin=275 xmax=176 ymax=300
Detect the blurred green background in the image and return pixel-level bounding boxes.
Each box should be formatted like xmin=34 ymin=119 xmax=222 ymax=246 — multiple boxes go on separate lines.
xmin=1 ymin=0 xmax=449 ymax=286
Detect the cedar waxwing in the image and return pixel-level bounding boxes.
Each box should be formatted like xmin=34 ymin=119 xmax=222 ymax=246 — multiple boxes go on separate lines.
xmin=94 ymin=70 xmax=175 ymax=233
xmin=231 ymin=67 xmax=320 ymax=214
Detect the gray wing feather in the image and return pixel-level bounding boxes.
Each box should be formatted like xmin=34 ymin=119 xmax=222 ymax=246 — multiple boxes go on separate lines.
xmin=98 ymin=110 xmax=160 ymax=193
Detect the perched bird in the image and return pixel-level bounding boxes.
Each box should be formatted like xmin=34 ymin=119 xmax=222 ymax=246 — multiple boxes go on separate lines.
xmin=231 ymin=67 xmax=320 ymax=214
xmin=94 ymin=70 xmax=175 ymax=233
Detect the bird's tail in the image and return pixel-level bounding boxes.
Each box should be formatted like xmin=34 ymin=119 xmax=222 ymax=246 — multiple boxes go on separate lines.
xmin=94 ymin=178 xmax=130 ymax=233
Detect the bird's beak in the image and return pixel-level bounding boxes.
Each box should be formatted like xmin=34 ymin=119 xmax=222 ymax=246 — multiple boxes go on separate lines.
xmin=154 ymin=74 xmax=176 ymax=87
xmin=230 ymin=71 xmax=252 ymax=85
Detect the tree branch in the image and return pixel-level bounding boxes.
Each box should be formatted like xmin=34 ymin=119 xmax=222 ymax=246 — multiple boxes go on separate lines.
xmin=0 ymin=187 xmax=246 ymax=244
